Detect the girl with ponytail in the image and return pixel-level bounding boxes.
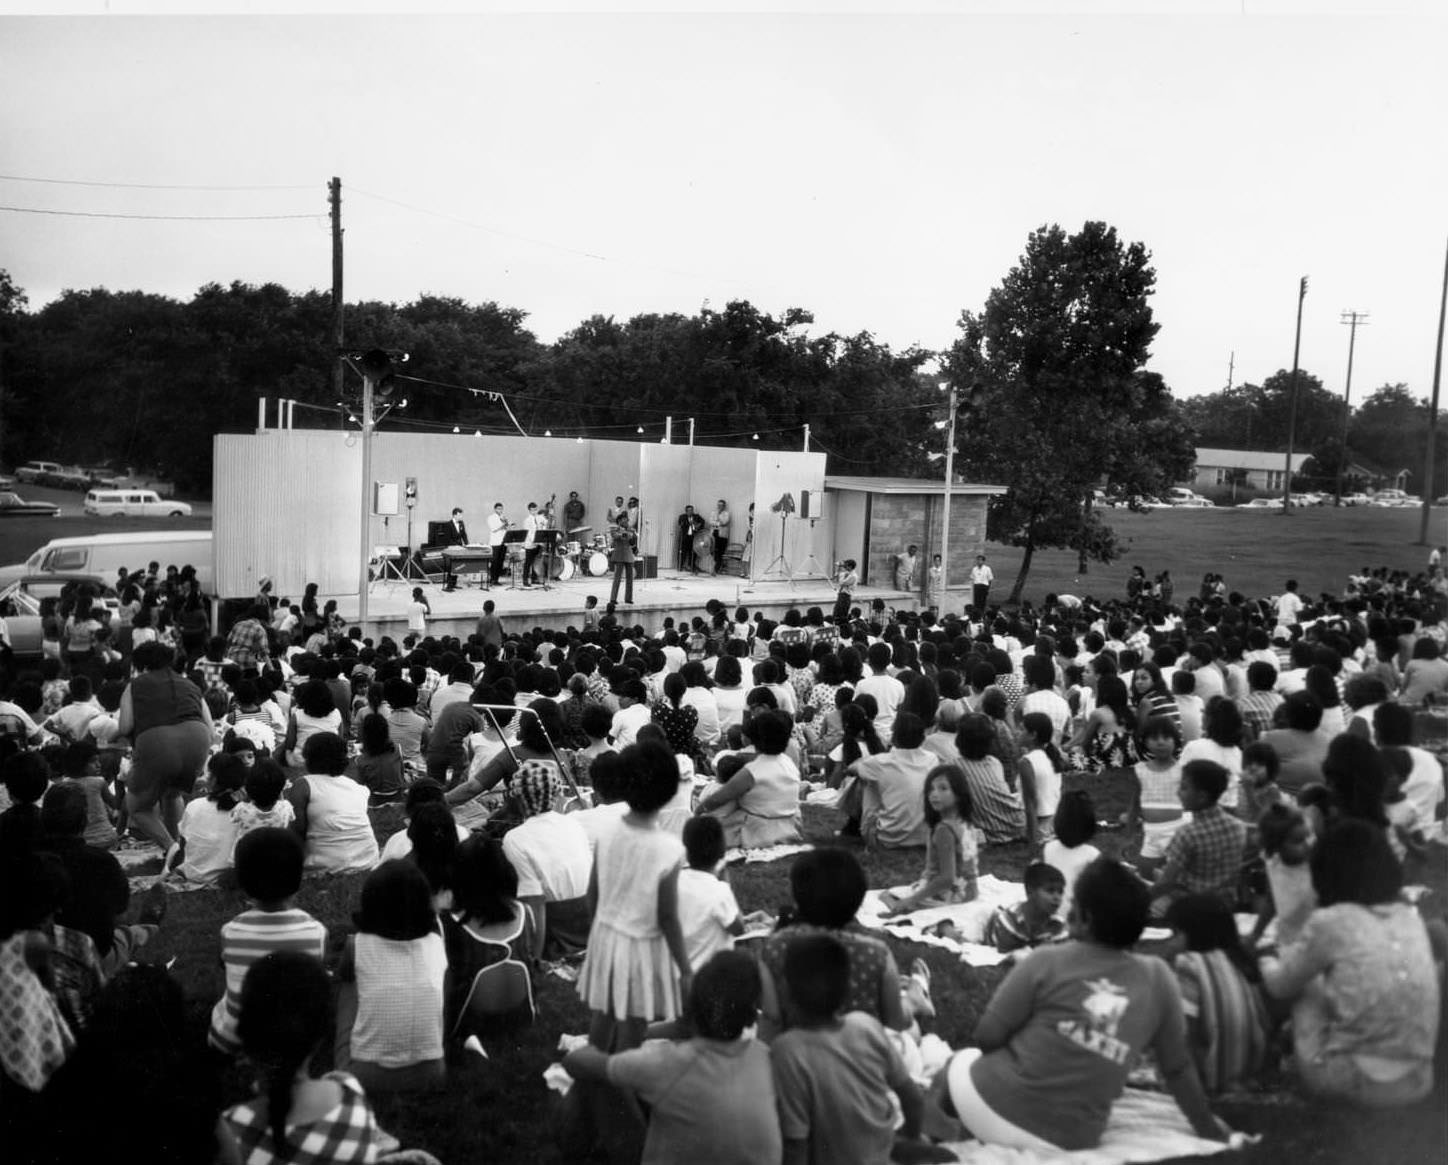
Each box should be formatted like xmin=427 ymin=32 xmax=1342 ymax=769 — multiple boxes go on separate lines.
xmin=1018 ymin=711 xmax=1066 ymax=846
xmin=224 ymin=951 xmax=390 ymax=1162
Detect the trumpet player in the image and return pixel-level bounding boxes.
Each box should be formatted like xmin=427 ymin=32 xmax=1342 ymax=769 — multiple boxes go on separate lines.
xmin=487 ymin=501 xmax=511 ymax=585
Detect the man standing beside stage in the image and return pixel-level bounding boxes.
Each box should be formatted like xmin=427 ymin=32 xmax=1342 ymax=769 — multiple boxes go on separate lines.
xmin=442 ymin=507 xmax=469 ymax=592
xmin=487 ymin=502 xmax=509 ymax=586
xmin=609 ymin=522 xmax=636 ymax=605
xmin=677 ymin=505 xmax=705 ymax=573
xmin=710 ymin=499 xmax=731 ymax=575
xmin=970 ymin=554 xmax=994 ymax=614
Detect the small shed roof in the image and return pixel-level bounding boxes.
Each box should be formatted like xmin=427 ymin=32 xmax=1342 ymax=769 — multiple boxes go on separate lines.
xmin=824 ymin=475 xmax=1008 ymax=496
xmin=1193 ymin=448 xmax=1312 ymax=473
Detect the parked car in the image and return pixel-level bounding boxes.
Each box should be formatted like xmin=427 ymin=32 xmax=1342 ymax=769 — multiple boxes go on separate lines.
xmin=0 ymin=474 xmax=14 ymax=490
xmin=15 ymin=460 xmax=64 ymax=486
xmin=0 ymin=577 xmax=120 ymax=657
xmin=81 ymin=466 xmax=124 ymax=488
xmin=1370 ymin=490 xmax=1421 ymax=507
xmin=82 ymin=489 xmax=193 ymax=518
xmin=1166 ymin=487 xmax=1213 ymax=508
xmin=1340 ymin=492 xmax=1372 ymax=506
xmin=0 ymin=491 xmax=61 ymax=518
xmin=49 ymin=466 xmax=94 ymax=490
xmin=1236 ymin=497 xmax=1286 ymax=509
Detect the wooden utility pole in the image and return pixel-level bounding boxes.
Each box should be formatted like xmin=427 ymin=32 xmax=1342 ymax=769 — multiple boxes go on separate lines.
xmin=1281 ymin=277 xmax=1308 ymax=515
xmin=1419 ymin=239 xmax=1447 ymax=546
xmin=330 ymin=177 xmax=344 ymax=401
xmin=1335 ymin=310 xmax=1368 ymax=506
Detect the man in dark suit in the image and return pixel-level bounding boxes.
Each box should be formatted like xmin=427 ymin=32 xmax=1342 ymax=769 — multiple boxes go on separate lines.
xmin=443 ymin=507 xmax=469 ymax=591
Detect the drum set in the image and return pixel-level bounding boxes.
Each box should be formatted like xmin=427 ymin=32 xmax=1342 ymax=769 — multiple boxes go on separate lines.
xmin=545 ymin=526 xmax=613 ymax=580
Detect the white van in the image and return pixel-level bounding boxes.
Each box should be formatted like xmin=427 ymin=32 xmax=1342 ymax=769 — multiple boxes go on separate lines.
xmin=84 ymin=489 xmax=193 ymax=518
xmin=0 ymin=530 xmax=214 ymax=593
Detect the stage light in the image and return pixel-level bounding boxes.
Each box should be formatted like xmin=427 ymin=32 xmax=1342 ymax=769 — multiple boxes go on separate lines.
xmin=545 ymin=429 xmax=552 ymax=437
xmin=637 ymin=426 xmax=644 ymax=434
xmin=452 ymin=426 xmax=460 ymax=434
xmin=576 ymin=436 xmax=584 ymax=444
xmin=474 ymin=430 xmax=482 ymax=438
xmin=752 ymin=433 xmax=760 ymax=441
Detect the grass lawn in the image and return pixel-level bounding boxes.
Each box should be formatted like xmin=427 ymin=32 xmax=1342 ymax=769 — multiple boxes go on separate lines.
xmin=134 ymin=770 xmax=1448 ymax=1165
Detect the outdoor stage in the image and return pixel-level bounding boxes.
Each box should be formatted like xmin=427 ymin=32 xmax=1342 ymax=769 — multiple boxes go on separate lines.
xmin=337 ymin=563 xmax=917 ymax=639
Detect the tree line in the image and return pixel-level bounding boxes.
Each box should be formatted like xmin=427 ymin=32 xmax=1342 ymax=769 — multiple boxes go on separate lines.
xmin=2 ymin=220 xmax=1437 ymax=601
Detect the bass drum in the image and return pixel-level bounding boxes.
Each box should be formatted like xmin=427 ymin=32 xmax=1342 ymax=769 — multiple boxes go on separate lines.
xmin=555 ymin=556 xmax=576 ymax=581
xmin=587 ymin=551 xmax=610 ymax=576
xmin=693 ymin=531 xmax=713 ymax=574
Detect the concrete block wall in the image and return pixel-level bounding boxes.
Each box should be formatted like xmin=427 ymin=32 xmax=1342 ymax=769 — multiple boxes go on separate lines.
xmin=864 ymin=493 xmax=990 ymax=592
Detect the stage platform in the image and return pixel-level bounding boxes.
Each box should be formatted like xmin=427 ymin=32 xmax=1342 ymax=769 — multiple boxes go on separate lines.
xmin=336 ymin=565 xmax=919 ymax=640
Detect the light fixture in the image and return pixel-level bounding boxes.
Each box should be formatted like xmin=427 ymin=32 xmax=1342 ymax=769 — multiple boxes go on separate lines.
xmin=752 ymin=433 xmax=760 ymax=441
xmin=637 ymin=425 xmax=645 ymax=434
xmin=398 ymin=398 xmax=408 ymax=409
xmin=452 ymin=426 xmax=460 ymax=434
xmin=347 ymin=414 xmax=358 ymax=424
xmin=544 ymin=429 xmax=552 ymax=437
xmin=474 ymin=429 xmax=482 ymax=438
xmin=576 ymin=436 xmax=584 ymax=444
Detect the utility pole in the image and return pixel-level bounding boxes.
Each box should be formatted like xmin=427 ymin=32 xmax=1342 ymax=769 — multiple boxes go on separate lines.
xmin=939 ymin=386 xmax=957 ymax=601
xmin=1226 ymin=350 xmax=1235 ymax=392
xmin=330 ymin=177 xmax=344 ymax=402
xmin=358 ymin=365 xmax=374 ymax=630
xmin=1335 ymin=310 xmax=1369 ymax=505
xmin=802 ymin=423 xmax=810 ymax=452
xmin=1419 ymin=238 xmax=1447 ymax=546
xmin=1282 ymin=277 xmax=1309 ymax=515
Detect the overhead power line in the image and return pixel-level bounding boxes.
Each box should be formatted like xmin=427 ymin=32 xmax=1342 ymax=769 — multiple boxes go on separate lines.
xmin=0 ymin=205 xmax=317 ymax=221
xmin=0 ymin=174 xmax=313 ymax=191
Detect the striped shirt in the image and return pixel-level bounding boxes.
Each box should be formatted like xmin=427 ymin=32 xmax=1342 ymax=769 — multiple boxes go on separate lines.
xmin=1174 ymin=950 xmax=1269 ymax=1094
xmin=209 ymin=909 xmax=328 ymax=1053
xmin=1235 ymin=690 xmax=1282 ymax=742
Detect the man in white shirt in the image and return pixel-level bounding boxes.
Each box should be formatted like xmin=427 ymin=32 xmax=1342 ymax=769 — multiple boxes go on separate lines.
xmin=609 ymin=679 xmax=652 ymax=747
xmin=711 ymin=500 xmax=732 ymax=576
xmin=970 ymin=555 xmax=995 ymax=614
xmin=1018 ymin=655 xmax=1072 ymax=740
xmin=1276 ymin=578 xmax=1304 ymax=627
xmin=856 ymin=642 xmax=904 ymax=745
xmin=522 ymin=502 xmax=546 ymax=587
xmin=487 ymin=502 xmax=509 ymax=585
xmin=429 ymin=662 xmax=476 ymax=717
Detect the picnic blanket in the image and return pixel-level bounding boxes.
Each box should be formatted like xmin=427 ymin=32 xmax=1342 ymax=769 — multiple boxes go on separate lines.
xmin=855 ymin=876 xmax=1024 ymax=967
xmin=724 ymin=843 xmax=814 ymax=865
xmin=942 ymin=1086 xmax=1258 ymax=1163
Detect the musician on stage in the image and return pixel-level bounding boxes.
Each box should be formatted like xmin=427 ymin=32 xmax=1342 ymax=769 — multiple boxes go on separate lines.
xmin=523 ymin=502 xmax=546 ymax=587
xmin=711 ymin=499 xmax=731 ymax=576
xmin=832 ymin=558 xmax=859 ymax=625
xmin=606 ymin=495 xmax=627 ymax=530
xmin=487 ymin=502 xmax=510 ymax=586
xmin=441 ymin=507 xmax=470 ymax=592
xmin=676 ymin=505 xmax=706 ymax=573
xmin=563 ymin=491 xmax=586 ymax=529
xmin=609 ymin=522 xmax=636 ymax=605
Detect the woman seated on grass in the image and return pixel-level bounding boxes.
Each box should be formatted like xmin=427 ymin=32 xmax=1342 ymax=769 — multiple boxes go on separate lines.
xmin=696 ymin=710 xmax=802 ymax=850
xmin=1261 ymin=819 xmax=1441 ymax=1108
xmin=286 ymin=732 xmax=380 ymax=874
xmin=930 ymin=857 xmax=1228 ymax=1151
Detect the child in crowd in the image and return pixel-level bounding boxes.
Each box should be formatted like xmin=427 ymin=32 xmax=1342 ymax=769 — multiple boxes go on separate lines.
xmin=209 ymin=828 xmax=328 ymax=1054
xmin=1248 ymin=803 xmax=1316 ymax=949
xmin=43 ymin=674 xmax=103 ymax=743
xmin=39 ymin=656 xmax=68 ymax=717
xmin=407 ymin=801 xmax=461 ymax=911
xmin=880 ymin=764 xmax=979 ymax=916
xmin=230 ymin=758 xmax=294 ymax=842
xmin=378 ymin=779 xmax=468 ymax=863
xmin=223 ymin=951 xmax=393 ymax=1162
xmin=0 ymin=750 xmax=50 ymax=854
xmin=349 ymin=712 xmax=407 ymax=805
xmin=338 ymin=859 xmax=448 ymax=1091
xmin=173 ymin=752 xmax=246 ymax=886
xmin=677 ymin=816 xmax=744 ymax=971
xmin=1017 ymin=712 xmax=1065 ymax=845
xmin=1172 ymin=671 xmax=1203 ymax=742
xmin=1165 ymin=894 xmax=1269 ymax=1095
xmin=570 ymin=750 xmax=631 ymax=851
xmin=407 ymin=587 xmax=430 ymax=636
xmin=563 ymin=952 xmax=780 ymax=1165
xmin=195 ymin=636 xmax=234 ymax=694
xmin=57 ymin=739 xmax=118 ymax=849
xmin=638 ymin=721 xmax=697 ymax=835
xmin=1132 ymin=716 xmax=1185 ymax=876
xmin=1381 ymin=749 xmax=1428 ymax=866
xmin=571 ymin=703 xmax=616 ymax=789
xmin=582 ymin=593 xmax=600 ymax=634
xmin=759 ymin=848 xmax=911 ymax=1040
xmin=1042 ymin=790 xmax=1100 ymax=921
xmin=1237 ymin=741 xmax=1282 ymax=824
xmin=984 ymin=862 xmax=1067 ymax=954
xmin=771 ymin=933 xmax=927 ymax=1165
xmin=577 ymin=739 xmax=693 ymax=1054
xmin=1150 ymin=760 xmax=1250 ymax=914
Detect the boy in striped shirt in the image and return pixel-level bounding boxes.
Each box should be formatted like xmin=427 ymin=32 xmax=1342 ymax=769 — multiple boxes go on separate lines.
xmin=208 ymin=827 xmax=327 ymax=1054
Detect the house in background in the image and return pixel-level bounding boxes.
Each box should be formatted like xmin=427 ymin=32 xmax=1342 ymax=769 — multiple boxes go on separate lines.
xmin=1190 ymin=448 xmax=1311 ymax=493
xmin=1343 ymin=460 xmax=1412 ymax=493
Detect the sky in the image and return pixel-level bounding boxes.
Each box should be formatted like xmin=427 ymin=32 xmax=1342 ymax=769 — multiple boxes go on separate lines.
xmin=2 ymin=4 xmax=1446 ymax=402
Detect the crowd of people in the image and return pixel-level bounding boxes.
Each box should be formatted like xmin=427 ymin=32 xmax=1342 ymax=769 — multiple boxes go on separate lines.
xmin=0 ymin=555 xmax=1445 ymax=1162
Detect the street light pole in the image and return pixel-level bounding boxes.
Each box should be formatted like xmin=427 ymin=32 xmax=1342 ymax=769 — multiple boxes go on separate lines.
xmin=357 ymin=370 xmax=375 ymax=631
xmin=1419 ymin=238 xmax=1447 ymax=546
xmin=939 ymin=386 xmax=957 ymax=605
xmin=1281 ymin=276 xmax=1309 ymax=515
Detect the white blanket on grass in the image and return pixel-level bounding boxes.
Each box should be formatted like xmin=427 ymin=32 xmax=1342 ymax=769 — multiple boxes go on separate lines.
xmin=856 ymin=876 xmax=1028 ymax=967
xmin=943 ymin=1086 xmax=1257 ymax=1163
xmin=724 ymin=843 xmax=814 ymax=865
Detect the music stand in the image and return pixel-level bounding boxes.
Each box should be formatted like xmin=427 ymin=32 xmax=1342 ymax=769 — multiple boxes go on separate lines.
xmin=531 ymin=529 xmax=562 ymax=591
xmin=502 ymin=529 xmax=530 ymax=591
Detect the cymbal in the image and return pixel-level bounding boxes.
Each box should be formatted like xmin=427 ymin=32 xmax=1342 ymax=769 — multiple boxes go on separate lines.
xmin=568 ymin=525 xmax=593 ymax=534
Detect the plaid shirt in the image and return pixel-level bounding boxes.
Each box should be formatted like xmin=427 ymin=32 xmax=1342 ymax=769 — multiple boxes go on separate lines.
xmin=224 ymin=1071 xmax=382 ymax=1163
xmin=1160 ymin=804 xmax=1250 ymax=905
xmin=224 ymin=617 xmax=269 ymax=668
xmin=1235 ymin=690 xmax=1282 ymax=742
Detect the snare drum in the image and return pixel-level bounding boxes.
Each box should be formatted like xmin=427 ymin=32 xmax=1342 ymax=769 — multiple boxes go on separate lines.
xmin=587 ymin=551 xmax=609 ymax=576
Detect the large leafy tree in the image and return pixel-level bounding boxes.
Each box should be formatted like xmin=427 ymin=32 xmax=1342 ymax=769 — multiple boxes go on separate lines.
xmin=944 ymin=222 xmax=1195 ymax=602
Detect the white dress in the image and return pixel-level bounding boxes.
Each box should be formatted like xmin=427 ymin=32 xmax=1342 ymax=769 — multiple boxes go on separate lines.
xmin=577 ymin=816 xmax=685 ymax=1022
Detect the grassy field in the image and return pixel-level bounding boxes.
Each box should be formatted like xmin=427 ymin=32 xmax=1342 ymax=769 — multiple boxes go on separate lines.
xmin=131 ymin=771 xmax=1448 ymax=1165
